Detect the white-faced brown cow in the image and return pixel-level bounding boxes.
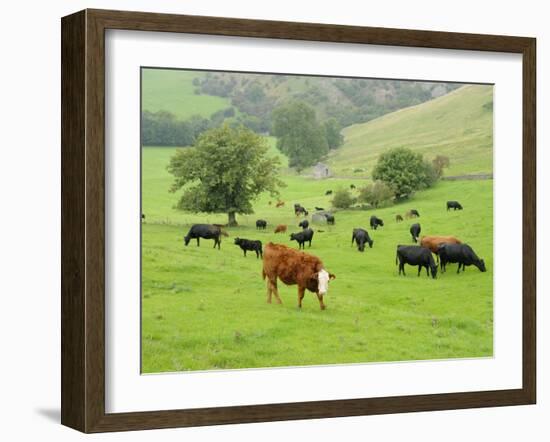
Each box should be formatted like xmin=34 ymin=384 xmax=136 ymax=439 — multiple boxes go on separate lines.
xmin=262 ymin=242 xmax=335 ymax=310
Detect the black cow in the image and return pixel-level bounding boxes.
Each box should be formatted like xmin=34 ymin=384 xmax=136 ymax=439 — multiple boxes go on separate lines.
xmin=370 ymin=215 xmax=384 ymax=230
xmin=298 ymin=220 xmax=309 ymax=229
xmin=184 ymin=224 xmax=223 ymax=249
xmin=234 ymin=238 xmax=263 ymax=258
xmin=324 ymin=213 xmax=335 ymax=225
xmin=256 ymin=219 xmax=267 ymax=230
xmin=447 ymin=201 xmax=463 ymax=211
xmin=325 ymin=190 xmax=333 ymax=195
xmin=315 ymin=207 xmax=325 ymax=211
xmin=352 ymin=228 xmax=373 ymax=252
xmin=294 ymin=204 xmax=308 ymax=216
xmin=438 ymin=243 xmax=486 ymax=273
xmin=290 ymin=228 xmax=314 ymax=249
xmin=396 ymin=245 xmax=437 ymax=278
xmin=410 ymin=223 xmax=421 ymax=243
xmin=410 ymin=209 xmax=420 ymax=217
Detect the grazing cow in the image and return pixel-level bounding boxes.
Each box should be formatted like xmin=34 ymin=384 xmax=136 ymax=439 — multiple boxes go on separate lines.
xmin=395 ymin=214 xmax=403 ymax=223
xmin=276 ymin=200 xmax=285 ymax=208
xmin=350 ymin=184 xmax=356 ymax=189
xmin=290 ymin=228 xmax=314 ymax=249
xmin=370 ymin=215 xmax=384 ymax=230
xmin=324 ymin=213 xmax=335 ymax=225
xmin=256 ymin=219 xmax=267 ymax=230
xmin=184 ymin=224 xmax=223 ymax=249
xmin=274 ymin=224 xmax=287 ymax=234
xmin=294 ymin=203 xmax=308 ymax=216
xmin=410 ymin=223 xmax=421 ymax=243
xmin=351 ymin=228 xmax=373 ymax=252
xmin=438 ymin=243 xmax=487 ymax=273
xmin=262 ymin=242 xmax=335 ymax=310
xmin=315 ymin=206 xmax=325 ymax=211
xmin=234 ymin=238 xmax=263 ymax=258
xmin=298 ymin=220 xmax=309 ymax=229
xmin=325 ymin=190 xmax=333 ymax=195
xmin=405 ymin=209 xmax=420 ymax=219
xmin=420 ymin=235 xmax=462 ymax=263
xmin=396 ymin=245 xmax=437 ymax=278
xmin=447 ymin=201 xmax=463 ymax=211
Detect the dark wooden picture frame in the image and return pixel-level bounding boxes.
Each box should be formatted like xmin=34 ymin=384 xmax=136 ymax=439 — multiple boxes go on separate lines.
xmin=61 ymin=8 xmax=536 ymax=433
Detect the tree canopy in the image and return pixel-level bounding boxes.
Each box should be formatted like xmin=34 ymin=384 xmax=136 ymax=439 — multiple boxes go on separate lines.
xmin=272 ymin=101 xmax=329 ymax=171
xmin=372 ymin=148 xmax=437 ymax=197
xmin=167 ymin=124 xmax=284 ymax=225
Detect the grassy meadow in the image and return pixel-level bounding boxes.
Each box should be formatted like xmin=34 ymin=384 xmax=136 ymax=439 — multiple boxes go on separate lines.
xmin=141 ymin=69 xmax=234 ymax=120
xmin=327 ymin=85 xmax=494 ymax=177
xmin=141 ymin=146 xmax=493 ymax=373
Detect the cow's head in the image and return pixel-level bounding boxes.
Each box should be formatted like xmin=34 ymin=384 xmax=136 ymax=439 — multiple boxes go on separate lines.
xmin=289 ymin=233 xmax=297 ymax=241
xmin=476 ymin=259 xmax=487 ymax=272
xmin=184 ymin=235 xmax=190 ymax=246
xmin=379 ymin=220 xmax=384 ymax=226
xmin=368 ymin=238 xmax=374 ymax=249
xmin=315 ymin=269 xmax=336 ymax=295
xmin=234 ymin=237 xmax=242 ymax=245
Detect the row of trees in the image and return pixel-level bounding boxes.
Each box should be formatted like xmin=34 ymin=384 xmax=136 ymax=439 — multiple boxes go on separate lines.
xmin=166 ymin=123 xmax=450 ymax=224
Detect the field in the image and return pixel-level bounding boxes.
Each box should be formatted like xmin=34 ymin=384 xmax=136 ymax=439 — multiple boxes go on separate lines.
xmin=141 ymin=69 xmax=232 ymax=119
xmin=141 ymin=146 xmax=493 ymax=373
xmin=326 ymin=85 xmax=494 ymax=177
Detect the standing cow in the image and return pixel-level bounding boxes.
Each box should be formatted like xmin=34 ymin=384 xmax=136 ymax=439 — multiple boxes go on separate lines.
xmin=447 ymin=201 xmax=463 ymax=211
xmin=410 ymin=223 xmax=421 ymax=243
xmin=370 ymin=215 xmax=384 ymax=230
xmin=351 ymin=228 xmax=373 ymax=252
xmin=290 ymin=228 xmax=314 ymax=249
xmin=184 ymin=224 xmax=223 ymax=249
xmin=396 ymin=245 xmax=437 ymax=278
xmin=438 ymin=243 xmax=487 ymax=273
xmin=324 ymin=213 xmax=335 ymax=225
xmin=262 ymin=243 xmax=335 ymax=310
xmin=234 ymin=238 xmax=263 ymax=258
xmin=256 ymin=219 xmax=267 ymax=230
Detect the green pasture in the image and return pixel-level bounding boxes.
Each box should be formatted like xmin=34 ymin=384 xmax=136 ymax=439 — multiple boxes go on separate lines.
xmin=141 ymin=146 xmax=493 ymax=373
xmin=327 ymin=85 xmax=494 ymax=177
xmin=141 ymin=69 xmax=232 ymax=119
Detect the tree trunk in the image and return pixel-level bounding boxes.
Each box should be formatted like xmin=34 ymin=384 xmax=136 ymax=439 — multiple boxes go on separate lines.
xmin=227 ymin=211 xmax=238 ymax=227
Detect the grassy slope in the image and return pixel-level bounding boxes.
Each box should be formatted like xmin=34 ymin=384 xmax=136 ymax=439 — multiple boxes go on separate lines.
xmin=141 ymin=69 xmax=232 ymax=119
xmin=327 ymin=85 xmax=493 ymax=177
xmin=141 ymin=146 xmax=493 ymax=373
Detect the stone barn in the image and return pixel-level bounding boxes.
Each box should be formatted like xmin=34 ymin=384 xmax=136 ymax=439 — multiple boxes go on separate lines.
xmin=313 ymin=162 xmax=331 ymax=179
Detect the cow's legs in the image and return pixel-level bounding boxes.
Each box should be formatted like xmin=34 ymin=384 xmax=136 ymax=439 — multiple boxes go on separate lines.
xmin=426 ymin=265 xmax=429 ymax=277
xmin=196 ymin=237 xmax=200 ymax=246
xmin=309 ymin=240 xmax=312 ymax=247
xmin=297 ymin=287 xmax=305 ymax=309
xmin=316 ymin=293 xmax=326 ymax=310
xmin=271 ymin=279 xmax=282 ymax=304
xmin=243 ymin=249 xmax=247 ymax=257
xmin=417 ymin=265 xmax=422 ymax=276
xmin=266 ymin=279 xmax=273 ymax=303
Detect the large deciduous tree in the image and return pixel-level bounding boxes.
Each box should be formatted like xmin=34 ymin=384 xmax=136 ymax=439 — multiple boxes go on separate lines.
xmin=167 ymin=124 xmax=284 ymax=226
xmin=372 ymin=148 xmax=437 ymax=197
xmin=272 ymin=101 xmax=329 ymax=171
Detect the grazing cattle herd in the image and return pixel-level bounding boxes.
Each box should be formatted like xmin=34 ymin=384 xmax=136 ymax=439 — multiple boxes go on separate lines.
xmin=181 ymin=198 xmax=487 ymax=309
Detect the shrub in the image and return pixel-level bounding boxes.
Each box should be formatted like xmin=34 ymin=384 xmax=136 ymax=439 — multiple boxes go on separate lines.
xmin=358 ymin=181 xmax=395 ymax=208
xmin=331 ymin=188 xmax=355 ymax=209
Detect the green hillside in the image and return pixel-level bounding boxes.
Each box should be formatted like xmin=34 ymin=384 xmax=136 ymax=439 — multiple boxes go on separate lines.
xmin=141 ymin=69 xmax=232 ymax=119
xmin=327 ymin=85 xmax=493 ymax=177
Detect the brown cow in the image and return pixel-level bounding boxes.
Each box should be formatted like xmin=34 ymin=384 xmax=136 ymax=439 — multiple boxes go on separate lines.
xmin=276 ymin=200 xmax=285 ymax=208
xmin=395 ymin=214 xmax=403 ymax=223
xmin=274 ymin=224 xmax=287 ymax=234
xmin=262 ymin=243 xmax=335 ymax=310
xmin=420 ymin=235 xmax=462 ymax=263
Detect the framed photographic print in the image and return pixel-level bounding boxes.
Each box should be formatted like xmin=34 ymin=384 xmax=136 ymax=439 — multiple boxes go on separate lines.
xmin=61 ymin=9 xmax=536 ymax=433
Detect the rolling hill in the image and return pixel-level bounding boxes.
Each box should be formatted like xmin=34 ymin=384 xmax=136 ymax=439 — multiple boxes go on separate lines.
xmin=326 ymin=85 xmax=493 ymax=177
xmin=141 ymin=69 xmax=233 ymax=119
